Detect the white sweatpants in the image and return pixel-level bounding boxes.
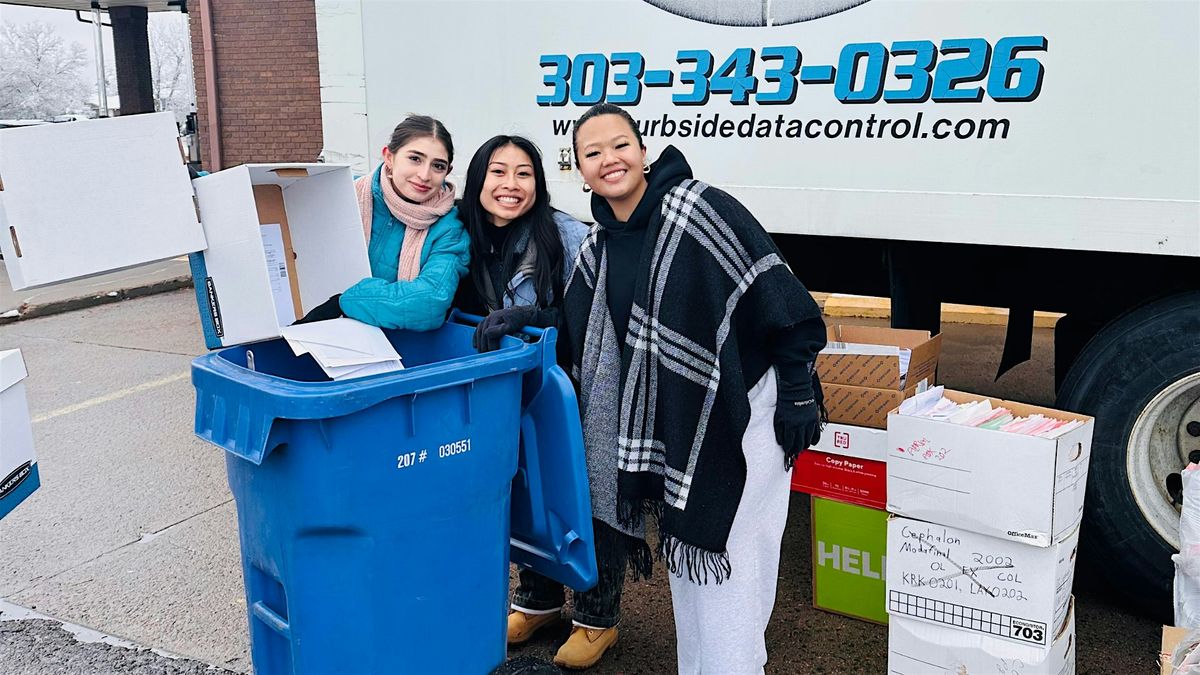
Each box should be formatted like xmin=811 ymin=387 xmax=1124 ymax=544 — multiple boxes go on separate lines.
xmin=669 ymin=368 xmax=792 ymax=675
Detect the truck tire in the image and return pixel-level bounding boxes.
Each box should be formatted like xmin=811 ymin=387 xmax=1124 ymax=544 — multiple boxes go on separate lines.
xmin=1056 ymin=291 xmax=1200 ymax=619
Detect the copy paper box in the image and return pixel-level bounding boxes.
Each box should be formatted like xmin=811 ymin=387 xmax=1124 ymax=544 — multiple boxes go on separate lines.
xmin=792 ymin=450 xmax=886 ymax=509
xmin=887 ymin=390 xmax=1093 ymax=546
xmin=0 ymin=350 xmax=38 ymax=520
xmin=817 ymin=325 xmax=942 ymax=390
xmin=792 ymin=423 xmax=888 ymax=508
xmin=811 ymin=422 xmax=888 ymax=462
xmin=826 ymin=381 xmax=924 ymax=429
xmin=190 ymin=164 xmax=369 ymax=348
xmin=0 ymin=113 xmax=208 ymax=289
xmin=886 ymin=516 xmax=1078 ymax=647
xmin=811 ymin=496 xmax=888 ymax=624
xmin=888 ymin=597 xmax=1075 ymax=675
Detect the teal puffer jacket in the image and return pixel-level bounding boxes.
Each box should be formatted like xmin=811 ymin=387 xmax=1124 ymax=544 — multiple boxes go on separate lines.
xmin=340 ymin=166 xmax=470 ymax=330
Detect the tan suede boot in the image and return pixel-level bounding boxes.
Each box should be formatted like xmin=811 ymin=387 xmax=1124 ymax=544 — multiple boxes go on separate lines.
xmin=507 ymin=609 xmax=561 ymax=645
xmin=552 ymin=625 xmax=619 ymax=670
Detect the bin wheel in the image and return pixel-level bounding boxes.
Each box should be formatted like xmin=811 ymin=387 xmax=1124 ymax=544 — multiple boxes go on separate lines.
xmin=1056 ymin=290 xmax=1200 ymax=620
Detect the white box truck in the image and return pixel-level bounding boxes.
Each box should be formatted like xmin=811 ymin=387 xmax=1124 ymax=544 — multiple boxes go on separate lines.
xmin=316 ymin=0 xmax=1199 ymax=616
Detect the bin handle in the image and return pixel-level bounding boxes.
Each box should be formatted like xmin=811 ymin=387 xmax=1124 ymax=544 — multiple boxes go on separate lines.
xmin=450 ymin=308 xmax=560 ymax=379
xmin=519 ymin=411 xmax=550 ymax=537
xmin=448 ymin=308 xmax=546 ymax=340
xmin=251 ymin=601 xmax=291 ymax=639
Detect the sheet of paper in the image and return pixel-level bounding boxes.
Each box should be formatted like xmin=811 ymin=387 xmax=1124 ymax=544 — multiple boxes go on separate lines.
xmin=898 ymin=385 xmax=945 ymax=416
xmin=329 ymin=359 xmax=404 ymax=381
xmin=948 ymin=400 xmax=993 ymax=425
xmin=280 ymin=317 xmax=404 ymax=380
xmin=1039 ymin=419 xmax=1085 ymax=438
xmin=260 ymin=223 xmax=295 ymax=328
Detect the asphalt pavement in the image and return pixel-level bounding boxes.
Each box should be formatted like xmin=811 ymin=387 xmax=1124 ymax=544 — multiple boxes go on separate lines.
xmin=0 ymin=282 xmax=1159 ymax=674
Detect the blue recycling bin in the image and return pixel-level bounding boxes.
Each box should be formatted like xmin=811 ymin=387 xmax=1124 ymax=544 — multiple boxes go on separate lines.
xmin=191 ymin=316 xmax=595 ymax=675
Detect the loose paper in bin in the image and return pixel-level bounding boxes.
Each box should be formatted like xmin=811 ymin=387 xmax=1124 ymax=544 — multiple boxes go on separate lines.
xmin=280 ymin=317 xmax=403 ymax=380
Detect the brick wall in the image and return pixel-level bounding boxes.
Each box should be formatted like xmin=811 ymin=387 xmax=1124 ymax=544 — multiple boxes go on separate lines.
xmin=189 ymin=0 xmax=323 ymax=171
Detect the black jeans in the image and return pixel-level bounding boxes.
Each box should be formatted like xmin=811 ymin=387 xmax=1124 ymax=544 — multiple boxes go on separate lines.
xmin=511 ymin=519 xmax=629 ymax=629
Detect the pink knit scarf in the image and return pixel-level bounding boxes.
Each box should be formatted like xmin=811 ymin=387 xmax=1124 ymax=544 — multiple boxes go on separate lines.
xmin=354 ymin=166 xmax=455 ymax=281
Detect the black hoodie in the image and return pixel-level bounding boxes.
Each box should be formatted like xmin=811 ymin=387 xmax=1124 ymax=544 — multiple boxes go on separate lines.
xmin=591 ymin=145 xmax=694 ymax=345
xmin=590 ymin=144 xmax=821 ymax=398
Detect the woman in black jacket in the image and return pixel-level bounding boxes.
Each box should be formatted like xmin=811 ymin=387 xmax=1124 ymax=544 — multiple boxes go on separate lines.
xmin=561 ymin=103 xmax=827 ymax=673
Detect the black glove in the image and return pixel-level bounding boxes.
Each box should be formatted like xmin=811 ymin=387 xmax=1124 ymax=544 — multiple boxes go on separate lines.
xmin=774 ymin=364 xmax=823 ymax=468
xmin=295 ymin=294 xmax=343 ymax=324
xmin=473 ymin=305 xmax=538 ymax=352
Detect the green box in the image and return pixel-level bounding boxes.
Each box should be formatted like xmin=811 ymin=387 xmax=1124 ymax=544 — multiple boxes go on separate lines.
xmin=811 ymin=496 xmax=888 ymax=624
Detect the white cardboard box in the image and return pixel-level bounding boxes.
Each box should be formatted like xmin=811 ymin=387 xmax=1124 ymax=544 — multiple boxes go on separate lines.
xmin=810 ymin=422 xmax=887 ymax=462
xmin=190 ymin=164 xmax=370 ymax=347
xmin=886 ymin=516 xmax=1078 ymax=648
xmin=0 ymin=350 xmax=38 ymax=520
xmin=0 ymin=114 xmax=370 ymax=348
xmin=887 ymin=390 xmax=1093 ymax=547
xmin=889 ymin=597 xmax=1075 ymax=675
xmin=0 ymin=113 xmax=207 ymax=289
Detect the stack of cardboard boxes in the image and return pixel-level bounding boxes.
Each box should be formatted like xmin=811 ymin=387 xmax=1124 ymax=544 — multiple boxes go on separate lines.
xmin=884 ymin=390 xmax=1093 ymax=673
xmin=792 ymin=325 xmax=941 ymax=624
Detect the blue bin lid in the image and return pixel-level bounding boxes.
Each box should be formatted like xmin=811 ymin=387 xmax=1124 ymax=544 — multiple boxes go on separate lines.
xmin=510 ymin=353 xmax=598 ymax=591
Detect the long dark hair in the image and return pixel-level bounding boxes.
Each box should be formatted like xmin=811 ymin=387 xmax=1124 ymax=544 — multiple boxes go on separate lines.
xmin=460 ymin=135 xmax=565 ymax=309
xmin=387 ymin=114 xmax=454 ymax=164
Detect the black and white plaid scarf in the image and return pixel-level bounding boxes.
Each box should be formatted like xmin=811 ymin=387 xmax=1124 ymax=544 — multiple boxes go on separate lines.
xmin=563 ymin=176 xmax=822 ymax=583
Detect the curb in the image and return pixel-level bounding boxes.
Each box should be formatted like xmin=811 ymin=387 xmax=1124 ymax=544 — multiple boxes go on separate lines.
xmin=0 ymin=277 xmax=193 ymax=326
xmin=0 ymin=599 xmax=240 ymax=673
xmin=815 ymin=293 xmax=1063 ymax=328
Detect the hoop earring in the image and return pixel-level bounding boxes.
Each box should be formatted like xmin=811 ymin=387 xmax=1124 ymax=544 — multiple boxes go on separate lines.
xmin=643 ymin=162 xmax=651 ymax=174
xmin=582 ymin=183 xmax=592 ymax=193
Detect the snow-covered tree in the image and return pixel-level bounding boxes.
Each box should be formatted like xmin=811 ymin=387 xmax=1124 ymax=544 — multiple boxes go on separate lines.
xmin=148 ymin=15 xmax=194 ymax=122
xmin=0 ymin=20 xmax=90 ymax=119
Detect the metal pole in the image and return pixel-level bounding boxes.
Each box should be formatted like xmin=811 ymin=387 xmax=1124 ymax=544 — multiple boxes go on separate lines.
xmin=92 ymin=7 xmax=109 ymax=117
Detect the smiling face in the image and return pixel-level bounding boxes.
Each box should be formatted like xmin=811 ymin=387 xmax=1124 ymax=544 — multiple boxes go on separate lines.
xmin=479 ymin=144 xmax=537 ymax=227
xmin=574 ymin=113 xmax=648 ymax=220
xmin=382 ymin=135 xmax=451 ymax=203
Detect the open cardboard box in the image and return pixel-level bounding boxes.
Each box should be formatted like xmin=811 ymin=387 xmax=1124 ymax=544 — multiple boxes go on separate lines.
xmin=818 ymin=325 xmax=942 ymax=389
xmin=817 ymin=325 xmax=942 ymax=429
xmin=886 ymin=515 xmax=1078 ymax=648
xmin=0 ymin=113 xmax=370 ymax=348
xmin=889 ymin=596 xmax=1075 ymax=675
xmin=190 ymin=164 xmax=369 ymax=347
xmin=0 ymin=349 xmax=38 ymax=520
xmin=887 ymin=389 xmax=1093 ymax=546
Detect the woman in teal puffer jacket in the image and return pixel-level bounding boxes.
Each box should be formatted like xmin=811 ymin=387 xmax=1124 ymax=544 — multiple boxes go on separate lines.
xmin=298 ymin=115 xmax=469 ymax=329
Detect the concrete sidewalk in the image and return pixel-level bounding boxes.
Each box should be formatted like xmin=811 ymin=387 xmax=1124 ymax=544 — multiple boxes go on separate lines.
xmin=0 ymin=257 xmax=193 ymax=323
